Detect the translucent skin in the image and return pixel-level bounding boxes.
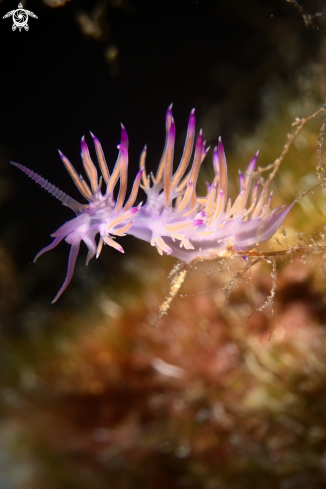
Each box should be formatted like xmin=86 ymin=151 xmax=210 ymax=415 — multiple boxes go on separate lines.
xmin=11 ymin=105 xmax=294 ymax=301
xmin=129 ymin=207 xmax=294 ymax=262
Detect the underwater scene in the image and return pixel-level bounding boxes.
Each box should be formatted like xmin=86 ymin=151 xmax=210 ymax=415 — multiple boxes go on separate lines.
xmin=1 ymin=0 xmax=326 ymax=487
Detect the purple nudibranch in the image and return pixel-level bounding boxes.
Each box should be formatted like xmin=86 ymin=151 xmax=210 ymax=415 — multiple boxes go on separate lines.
xmin=11 ymin=105 xmax=294 ymax=302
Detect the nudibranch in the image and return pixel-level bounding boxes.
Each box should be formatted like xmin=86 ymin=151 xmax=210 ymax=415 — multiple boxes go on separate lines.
xmin=11 ymin=105 xmax=294 ymax=302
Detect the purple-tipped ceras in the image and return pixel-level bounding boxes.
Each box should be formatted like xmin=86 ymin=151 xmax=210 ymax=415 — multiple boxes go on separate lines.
xmin=11 ymin=105 xmax=295 ymax=302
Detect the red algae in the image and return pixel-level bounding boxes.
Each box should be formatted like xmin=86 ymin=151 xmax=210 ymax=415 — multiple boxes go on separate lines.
xmin=5 ymin=256 xmax=326 ymax=489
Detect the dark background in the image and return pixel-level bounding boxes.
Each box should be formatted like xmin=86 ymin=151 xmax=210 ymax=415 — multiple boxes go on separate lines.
xmin=0 ymin=0 xmax=323 ymax=307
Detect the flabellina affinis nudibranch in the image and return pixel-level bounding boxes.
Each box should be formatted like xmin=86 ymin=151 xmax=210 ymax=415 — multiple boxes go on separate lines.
xmin=11 ymin=105 xmax=295 ymax=302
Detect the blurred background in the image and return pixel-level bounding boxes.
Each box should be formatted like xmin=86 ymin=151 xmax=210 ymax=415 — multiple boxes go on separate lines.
xmin=1 ymin=0 xmax=326 ymax=487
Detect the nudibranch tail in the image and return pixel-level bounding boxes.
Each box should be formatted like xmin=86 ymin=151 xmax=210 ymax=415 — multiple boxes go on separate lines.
xmin=12 ymin=105 xmax=295 ymax=301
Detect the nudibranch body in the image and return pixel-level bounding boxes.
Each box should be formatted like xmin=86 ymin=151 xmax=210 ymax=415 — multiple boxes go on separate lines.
xmin=12 ymin=105 xmax=294 ymax=302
